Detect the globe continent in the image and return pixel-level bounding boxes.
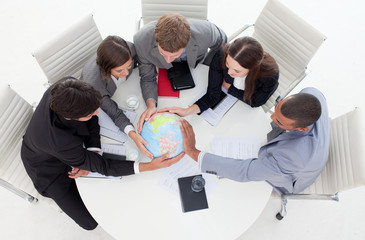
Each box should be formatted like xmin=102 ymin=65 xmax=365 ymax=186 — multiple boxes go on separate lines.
xmin=141 ymin=112 xmax=184 ymax=158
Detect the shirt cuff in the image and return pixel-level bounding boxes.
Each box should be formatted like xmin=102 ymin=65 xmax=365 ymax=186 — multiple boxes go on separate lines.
xmin=134 ymin=162 xmax=140 ymax=174
xmin=124 ymin=125 xmax=135 ymax=135
xmin=197 ymin=151 xmax=206 ymax=170
xmin=87 ymin=147 xmax=102 ymax=152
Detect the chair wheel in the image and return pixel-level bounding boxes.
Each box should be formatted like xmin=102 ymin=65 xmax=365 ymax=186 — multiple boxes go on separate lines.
xmin=276 ymin=212 xmax=284 ymax=220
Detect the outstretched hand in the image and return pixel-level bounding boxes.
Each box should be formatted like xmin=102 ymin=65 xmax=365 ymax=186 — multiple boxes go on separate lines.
xmin=139 ymin=152 xmax=185 ymax=172
xmin=137 ymin=106 xmax=157 ymax=133
xmin=158 ymin=104 xmax=200 ymax=117
xmin=129 ymin=131 xmax=153 ymax=158
xmin=180 ymin=119 xmax=200 ymax=161
xmin=158 ymin=107 xmax=190 ymax=117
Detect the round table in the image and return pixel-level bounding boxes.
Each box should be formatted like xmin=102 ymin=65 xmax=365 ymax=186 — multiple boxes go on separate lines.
xmin=77 ymin=64 xmax=273 ymax=240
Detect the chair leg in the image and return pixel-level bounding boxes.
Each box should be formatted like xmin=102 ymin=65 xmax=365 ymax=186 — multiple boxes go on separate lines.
xmin=276 ymin=197 xmax=287 ymax=220
xmin=0 ymin=179 xmax=38 ymax=203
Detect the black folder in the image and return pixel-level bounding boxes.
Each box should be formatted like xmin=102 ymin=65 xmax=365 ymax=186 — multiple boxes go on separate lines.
xmin=167 ymin=61 xmax=195 ymax=91
xmin=178 ymin=175 xmax=209 ymax=213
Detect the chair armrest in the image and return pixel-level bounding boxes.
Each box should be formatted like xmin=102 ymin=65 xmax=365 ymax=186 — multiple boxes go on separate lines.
xmin=135 ymin=16 xmax=142 ymax=33
xmin=282 ymin=192 xmax=339 ymax=201
xmin=228 ymin=24 xmax=254 ymax=42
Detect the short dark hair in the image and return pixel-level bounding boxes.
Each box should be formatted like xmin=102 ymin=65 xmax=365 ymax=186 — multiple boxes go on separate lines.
xmin=154 ymin=13 xmax=190 ymax=52
xmin=281 ymin=93 xmax=322 ymax=128
xmin=96 ymin=36 xmax=131 ymax=79
xmin=50 ymin=77 xmax=101 ymax=119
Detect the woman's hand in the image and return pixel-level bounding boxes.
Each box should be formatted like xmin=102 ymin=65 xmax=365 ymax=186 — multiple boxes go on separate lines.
xmin=158 ymin=104 xmax=200 ymax=117
xmin=129 ymin=131 xmax=153 ymax=158
xmin=222 ymin=80 xmax=231 ymax=90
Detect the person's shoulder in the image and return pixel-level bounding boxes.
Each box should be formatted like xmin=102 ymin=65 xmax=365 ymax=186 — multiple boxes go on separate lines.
xmin=188 ymin=19 xmax=216 ymax=32
xmin=133 ymin=21 xmax=157 ymax=44
xmin=300 ymin=87 xmax=326 ymax=102
xmin=82 ymin=54 xmax=98 ymax=75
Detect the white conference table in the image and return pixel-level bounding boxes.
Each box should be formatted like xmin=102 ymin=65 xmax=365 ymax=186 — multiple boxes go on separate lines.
xmin=77 ymin=64 xmax=273 ymax=240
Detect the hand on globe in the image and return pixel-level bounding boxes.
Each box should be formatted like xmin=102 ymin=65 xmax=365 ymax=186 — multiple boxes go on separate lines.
xmin=180 ymin=119 xmax=200 ymax=161
xmin=158 ymin=104 xmax=201 ymax=117
xmin=140 ymin=112 xmax=184 ymax=158
xmin=137 ymin=100 xmax=157 ymax=133
xmin=128 ymin=131 xmax=153 ymax=158
xmin=139 ymin=152 xmax=185 ymax=171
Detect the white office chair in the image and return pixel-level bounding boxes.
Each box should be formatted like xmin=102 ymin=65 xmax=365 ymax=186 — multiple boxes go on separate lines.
xmin=276 ymin=107 xmax=365 ymax=220
xmin=0 ymin=83 xmax=39 ymax=203
xmin=136 ymin=0 xmax=208 ymax=31
xmin=229 ymin=0 xmax=326 ymax=112
xmin=32 ymin=14 xmax=102 ymax=86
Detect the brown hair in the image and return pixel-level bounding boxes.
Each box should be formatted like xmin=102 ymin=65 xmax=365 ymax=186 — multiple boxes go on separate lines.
xmin=50 ymin=77 xmax=101 ymax=119
xmin=223 ymin=37 xmax=278 ymax=104
xmin=154 ymin=13 xmax=191 ymax=52
xmin=96 ymin=36 xmax=131 ymax=80
xmin=281 ymin=93 xmax=322 ymax=128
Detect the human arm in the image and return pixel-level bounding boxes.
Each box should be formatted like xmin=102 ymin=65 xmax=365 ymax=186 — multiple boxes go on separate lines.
xmin=137 ymin=99 xmax=157 ymax=133
xmin=128 ymin=130 xmax=153 ymax=158
xmin=180 ymin=119 xmax=201 ymax=161
xmin=139 ymin=152 xmax=185 ymax=171
xmin=158 ymin=104 xmax=201 ymax=117
xmin=194 ymin=49 xmax=225 ymax=113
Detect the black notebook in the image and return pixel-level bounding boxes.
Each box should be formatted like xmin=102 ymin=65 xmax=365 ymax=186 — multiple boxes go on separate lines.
xmin=177 ymin=175 xmax=209 ymax=213
xmin=167 ymin=61 xmax=195 ymax=91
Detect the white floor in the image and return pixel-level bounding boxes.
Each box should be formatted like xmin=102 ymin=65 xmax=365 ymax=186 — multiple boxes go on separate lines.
xmin=1 ymin=0 xmax=365 ymax=239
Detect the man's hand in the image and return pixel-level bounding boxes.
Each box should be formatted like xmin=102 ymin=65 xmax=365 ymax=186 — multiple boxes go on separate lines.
xmin=180 ymin=119 xmax=200 ymax=161
xmin=139 ymin=152 xmax=185 ymax=172
xmin=158 ymin=104 xmax=200 ymax=117
xmin=137 ymin=100 xmax=157 ymax=133
xmin=68 ymin=167 xmax=90 ymax=179
xmin=222 ymin=79 xmax=231 ymax=90
xmin=129 ymin=131 xmax=153 ymax=158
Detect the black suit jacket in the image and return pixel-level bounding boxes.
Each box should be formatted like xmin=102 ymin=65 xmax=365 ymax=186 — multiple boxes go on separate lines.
xmin=195 ymin=48 xmax=279 ymax=112
xmin=21 ymin=83 xmax=135 ymax=198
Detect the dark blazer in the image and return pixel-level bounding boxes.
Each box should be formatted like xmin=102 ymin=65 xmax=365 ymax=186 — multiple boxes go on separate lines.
xmin=195 ymin=48 xmax=279 ymax=112
xmin=80 ymin=41 xmax=137 ymax=131
xmin=21 ymin=84 xmax=135 ymax=198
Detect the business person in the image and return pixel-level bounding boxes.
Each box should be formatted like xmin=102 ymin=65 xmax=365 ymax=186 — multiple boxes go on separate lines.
xmin=160 ymin=37 xmax=279 ymax=116
xmin=180 ymin=87 xmax=329 ymax=195
xmin=133 ymin=13 xmax=227 ymax=132
xmin=21 ymin=78 xmax=184 ymax=231
xmin=80 ymin=36 xmax=153 ymax=158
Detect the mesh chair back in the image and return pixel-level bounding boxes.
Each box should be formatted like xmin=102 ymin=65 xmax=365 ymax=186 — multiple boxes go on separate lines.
xmin=32 ymin=14 xmax=102 ymax=85
xmin=141 ymin=0 xmax=208 ymax=25
xmin=303 ymin=108 xmax=365 ymax=194
xmin=0 ymin=84 xmax=38 ymax=197
xmin=252 ymin=0 xmax=326 ymax=112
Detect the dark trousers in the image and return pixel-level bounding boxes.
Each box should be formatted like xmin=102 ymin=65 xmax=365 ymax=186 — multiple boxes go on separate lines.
xmin=44 ymin=179 xmax=98 ymax=230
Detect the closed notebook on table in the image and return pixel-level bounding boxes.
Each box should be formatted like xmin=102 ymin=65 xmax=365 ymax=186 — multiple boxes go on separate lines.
xmin=178 ymin=175 xmax=209 ymax=213
xmin=167 ymin=61 xmax=195 ymax=91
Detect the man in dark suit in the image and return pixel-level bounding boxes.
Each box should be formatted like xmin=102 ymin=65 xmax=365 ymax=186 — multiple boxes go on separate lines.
xmin=21 ymin=78 xmax=184 ymax=231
